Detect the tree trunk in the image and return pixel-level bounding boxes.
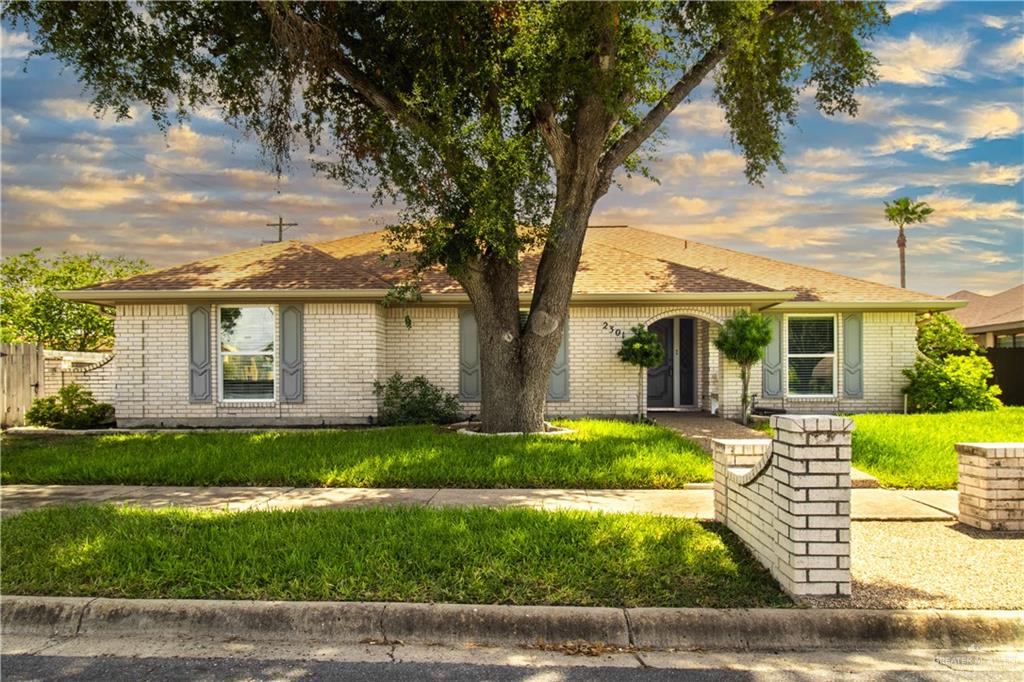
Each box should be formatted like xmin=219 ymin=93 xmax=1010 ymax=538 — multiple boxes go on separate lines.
xmin=897 ymin=227 xmax=907 ymax=289
xmin=739 ymin=365 xmax=750 ymax=426
xmin=465 ymin=197 xmax=599 ymax=433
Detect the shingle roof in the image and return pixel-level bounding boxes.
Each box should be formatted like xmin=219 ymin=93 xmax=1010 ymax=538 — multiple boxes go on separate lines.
xmin=74 ymin=225 xmax=949 ymax=305
xmin=946 ymin=285 xmax=1024 ymax=330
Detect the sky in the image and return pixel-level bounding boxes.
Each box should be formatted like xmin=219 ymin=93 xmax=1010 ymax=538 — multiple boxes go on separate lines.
xmin=1 ymin=1 xmax=1022 ymax=297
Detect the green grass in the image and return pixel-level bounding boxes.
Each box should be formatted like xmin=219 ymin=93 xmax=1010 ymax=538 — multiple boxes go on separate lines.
xmin=0 ymin=505 xmax=789 ymax=608
xmin=852 ymin=408 xmax=1024 ymax=489
xmin=0 ymin=419 xmax=710 ymax=489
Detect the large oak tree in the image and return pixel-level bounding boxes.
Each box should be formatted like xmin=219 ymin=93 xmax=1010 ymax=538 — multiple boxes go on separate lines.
xmin=7 ymin=1 xmax=886 ymax=432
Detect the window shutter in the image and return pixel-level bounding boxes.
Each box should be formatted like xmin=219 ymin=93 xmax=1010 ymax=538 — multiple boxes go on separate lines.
xmin=188 ymin=305 xmax=212 ymax=403
xmin=280 ymin=304 xmax=304 ymax=403
xmin=842 ymin=313 xmax=864 ymax=398
xmin=547 ymin=319 xmax=569 ymax=401
xmin=459 ymin=310 xmax=480 ymax=400
xmin=761 ymin=313 xmax=783 ymax=398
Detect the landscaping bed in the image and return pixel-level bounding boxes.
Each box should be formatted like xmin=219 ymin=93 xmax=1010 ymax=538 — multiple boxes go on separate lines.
xmin=851 ymin=407 xmax=1024 ymax=489
xmin=0 ymin=419 xmax=710 ymax=489
xmin=0 ymin=505 xmax=788 ymax=608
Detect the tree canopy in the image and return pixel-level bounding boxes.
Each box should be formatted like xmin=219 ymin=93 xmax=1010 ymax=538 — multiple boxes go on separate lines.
xmin=6 ymin=0 xmax=888 ymax=430
xmin=1 ymin=249 xmax=147 ymax=351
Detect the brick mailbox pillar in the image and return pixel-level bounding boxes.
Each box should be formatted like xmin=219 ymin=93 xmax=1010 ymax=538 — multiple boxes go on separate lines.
xmin=956 ymin=443 xmax=1024 ymax=531
xmin=713 ymin=415 xmax=854 ymax=598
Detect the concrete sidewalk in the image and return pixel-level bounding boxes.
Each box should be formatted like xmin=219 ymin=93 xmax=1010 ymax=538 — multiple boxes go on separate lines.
xmin=0 ymin=484 xmax=958 ymax=521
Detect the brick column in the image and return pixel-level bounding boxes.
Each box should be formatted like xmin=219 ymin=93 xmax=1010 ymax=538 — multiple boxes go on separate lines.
xmin=956 ymin=443 xmax=1024 ymax=531
xmin=713 ymin=415 xmax=854 ymax=598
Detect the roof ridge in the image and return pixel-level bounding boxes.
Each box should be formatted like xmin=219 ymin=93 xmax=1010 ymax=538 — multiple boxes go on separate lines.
xmin=595 ymin=226 xmax=942 ymax=300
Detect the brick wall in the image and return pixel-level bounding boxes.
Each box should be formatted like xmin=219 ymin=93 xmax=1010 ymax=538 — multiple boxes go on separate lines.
xmin=114 ymin=303 xmax=383 ymax=427
xmin=713 ymin=414 xmax=853 ymax=598
xmin=110 ymin=302 xmax=917 ymax=425
xmin=755 ymin=311 xmax=917 ymax=415
xmin=42 ymin=350 xmax=117 ymax=403
xmin=956 ymin=442 xmax=1024 ymax=531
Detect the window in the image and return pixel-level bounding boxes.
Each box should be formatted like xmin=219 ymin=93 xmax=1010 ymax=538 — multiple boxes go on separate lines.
xmin=787 ymin=315 xmax=835 ymax=396
xmin=995 ymin=334 xmax=1017 ymax=349
xmin=219 ymin=306 xmax=275 ymax=401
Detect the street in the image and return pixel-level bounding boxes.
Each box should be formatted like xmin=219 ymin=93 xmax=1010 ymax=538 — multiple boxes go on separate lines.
xmin=3 ymin=634 xmax=1020 ymax=681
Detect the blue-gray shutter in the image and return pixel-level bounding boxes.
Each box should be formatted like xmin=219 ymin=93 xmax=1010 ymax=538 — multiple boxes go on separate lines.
xmin=188 ymin=305 xmax=212 ymax=403
xmin=458 ymin=310 xmax=480 ymax=400
xmin=842 ymin=313 xmax=864 ymax=398
xmin=280 ymin=303 xmax=304 ymax=403
xmin=547 ymin=319 xmax=569 ymax=402
xmin=761 ymin=313 xmax=783 ymax=398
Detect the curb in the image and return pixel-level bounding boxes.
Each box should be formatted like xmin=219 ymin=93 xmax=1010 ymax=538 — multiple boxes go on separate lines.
xmin=3 ymin=596 xmax=1022 ymax=651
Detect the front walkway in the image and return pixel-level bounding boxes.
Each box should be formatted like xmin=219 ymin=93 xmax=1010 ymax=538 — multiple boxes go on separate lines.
xmin=0 ymin=484 xmax=958 ymax=521
xmin=652 ymin=411 xmax=762 ymax=451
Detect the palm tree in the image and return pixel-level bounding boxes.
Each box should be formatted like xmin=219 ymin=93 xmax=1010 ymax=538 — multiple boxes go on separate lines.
xmin=884 ymin=197 xmax=934 ymax=289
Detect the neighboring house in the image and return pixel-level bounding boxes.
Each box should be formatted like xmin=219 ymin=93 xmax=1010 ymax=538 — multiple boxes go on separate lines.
xmin=59 ymin=226 xmax=961 ymax=427
xmin=946 ymin=285 xmax=1024 ymax=349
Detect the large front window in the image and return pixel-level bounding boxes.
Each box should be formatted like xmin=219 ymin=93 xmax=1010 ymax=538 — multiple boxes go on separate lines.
xmin=219 ymin=306 xmax=275 ymax=401
xmin=787 ymin=315 xmax=835 ymax=396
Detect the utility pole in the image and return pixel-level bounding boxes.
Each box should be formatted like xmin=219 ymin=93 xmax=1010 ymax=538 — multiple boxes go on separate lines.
xmin=264 ymin=216 xmax=298 ymax=243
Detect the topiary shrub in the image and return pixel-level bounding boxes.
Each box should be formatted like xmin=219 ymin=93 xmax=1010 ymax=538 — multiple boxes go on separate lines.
xmin=373 ymin=373 xmax=461 ymax=426
xmin=713 ymin=311 xmax=774 ymax=425
xmin=617 ymin=325 xmax=665 ymax=422
xmin=25 ymin=383 xmax=115 ymax=429
xmin=903 ymin=313 xmax=1001 ymax=413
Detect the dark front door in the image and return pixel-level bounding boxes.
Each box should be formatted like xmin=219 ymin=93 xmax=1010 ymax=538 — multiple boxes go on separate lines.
xmin=646 ymin=318 xmax=674 ymax=408
xmin=678 ymin=318 xmax=695 ymax=406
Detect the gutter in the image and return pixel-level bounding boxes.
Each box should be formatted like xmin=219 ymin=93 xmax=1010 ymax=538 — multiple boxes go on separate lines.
xmin=56 ymin=288 xmax=959 ymax=314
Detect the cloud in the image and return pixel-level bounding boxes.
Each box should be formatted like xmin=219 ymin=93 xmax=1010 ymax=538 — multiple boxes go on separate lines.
xmin=846 ymin=184 xmax=904 ymax=198
xmin=967 ymin=162 xmax=1024 ymax=186
xmin=962 ymin=104 xmax=1022 ymax=140
xmin=672 ymin=100 xmax=728 ymax=135
xmin=0 ymin=28 xmax=33 ymax=59
xmin=888 ymin=0 xmax=945 ymax=17
xmin=40 ymin=98 xmax=138 ymax=126
xmin=870 ymin=130 xmax=970 ymax=159
xmin=979 ymin=15 xmax=1009 ymax=30
xmin=919 ymin=192 xmax=1024 ymax=226
xmin=872 ymin=33 xmax=970 ymax=86
xmin=4 ymin=171 xmax=148 ymax=210
xmin=792 ymin=147 xmax=867 ymax=169
xmin=668 ymin=196 xmax=717 ymax=214
xmin=663 ymin=149 xmax=745 ymax=180
xmin=220 ymin=167 xmax=287 ymax=189
xmin=317 ymin=215 xmax=363 ymax=229
xmin=982 ymin=36 xmax=1024 ymax=72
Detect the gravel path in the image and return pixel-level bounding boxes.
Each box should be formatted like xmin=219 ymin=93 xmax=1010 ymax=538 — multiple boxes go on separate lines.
xmin=809 ymin=521 xmax=1024 ymax=609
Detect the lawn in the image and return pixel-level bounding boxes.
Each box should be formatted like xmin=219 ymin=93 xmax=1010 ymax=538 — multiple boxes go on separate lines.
xmin=851 ymin=407 xmax=1024 ymax=489
xmin=0 ymin=505 xmax=789 ymax=608
xmin=0 ymin=419 xmax=710 ymax=489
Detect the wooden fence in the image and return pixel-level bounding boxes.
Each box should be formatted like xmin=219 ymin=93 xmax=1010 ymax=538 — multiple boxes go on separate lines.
xmin=1 ymin=343 xmax=44 ymax=427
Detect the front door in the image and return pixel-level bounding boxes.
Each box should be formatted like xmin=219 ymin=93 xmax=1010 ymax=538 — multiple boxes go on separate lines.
xmin=646 ymin=318 xmax=674 ymax=408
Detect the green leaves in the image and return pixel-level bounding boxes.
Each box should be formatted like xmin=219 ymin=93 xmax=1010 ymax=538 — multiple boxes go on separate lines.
xmin=884 ymin=197 xmax=935 ymax=230
xmin=0 ymin=249 xmax=147 ymax=351
xmin=617 ymin=325 xmax=665 ymax=369
xmin=713 ymin=310 xmax=773 ymax=368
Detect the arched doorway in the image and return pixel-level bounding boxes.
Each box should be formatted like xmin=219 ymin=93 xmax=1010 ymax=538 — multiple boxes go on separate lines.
xmin=643 ymin=308 xmax=727 ymax=413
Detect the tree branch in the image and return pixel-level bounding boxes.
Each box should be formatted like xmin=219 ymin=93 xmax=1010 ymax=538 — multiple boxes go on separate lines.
xmin=598 ymin=40 xmax=727 ymax=176
xmin=534 ymin=102 xmax=570 ymax=173
xmin=259 ymin=1 xmax=430 ymax=136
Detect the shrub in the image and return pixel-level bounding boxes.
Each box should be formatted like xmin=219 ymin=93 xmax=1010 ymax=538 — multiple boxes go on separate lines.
xmin=903 ymin=313 xmax=1001 ymax=413
xmin=902 ymin=355 xmax=1002 ymax=413
xmin=617 ymin=325 xmax=665 ymax=421
xmin=25 ymin=383 xmax=115 ymax=429
xmin=373 ymin=373 xmax=461 ymax=426
xmin=916 ymin=312 xmax=979 ymax=359
xmin=713 ymin=311 xmax=774 ymax=425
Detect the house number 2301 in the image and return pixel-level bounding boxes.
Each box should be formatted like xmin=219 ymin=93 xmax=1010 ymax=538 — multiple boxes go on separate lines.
xmin=602 ymin=321 xmax=626 ymax=337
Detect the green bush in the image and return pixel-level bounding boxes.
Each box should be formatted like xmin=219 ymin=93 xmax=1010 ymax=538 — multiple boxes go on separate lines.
xmin=25 ymin=384 xmax=115 ymax=429
xmin=373 ymin=373 xmax=461 ymax=425
xmin=903 ymin=354 xmax=1002 ymax=413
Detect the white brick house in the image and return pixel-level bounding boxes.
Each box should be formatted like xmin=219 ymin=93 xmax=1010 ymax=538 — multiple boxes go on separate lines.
xmin=59 ymin=226 xmax=961 ymax=427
